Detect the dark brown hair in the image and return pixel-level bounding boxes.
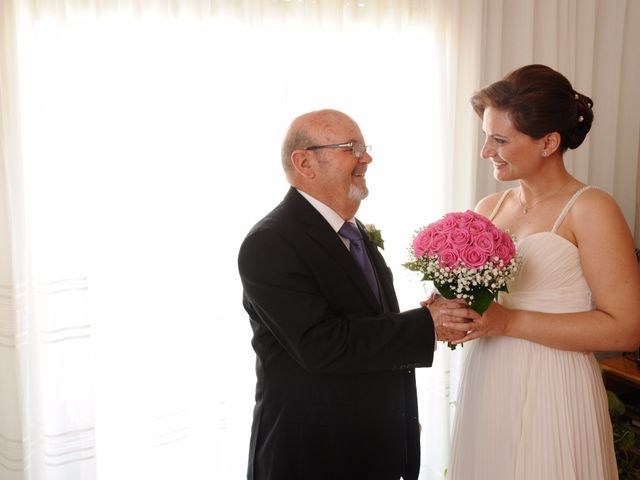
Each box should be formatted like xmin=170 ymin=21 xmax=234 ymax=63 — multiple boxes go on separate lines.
xmin=471 ymin=64 xmax=594 ymax=151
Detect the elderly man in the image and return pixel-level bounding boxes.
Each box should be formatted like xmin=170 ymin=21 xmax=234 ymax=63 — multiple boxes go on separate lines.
xmin=238 ymin=109 xmax=465 ymax=480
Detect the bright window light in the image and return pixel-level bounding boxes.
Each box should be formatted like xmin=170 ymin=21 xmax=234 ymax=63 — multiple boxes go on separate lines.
xmin=16 ymin=8 xmax=445 ymax=479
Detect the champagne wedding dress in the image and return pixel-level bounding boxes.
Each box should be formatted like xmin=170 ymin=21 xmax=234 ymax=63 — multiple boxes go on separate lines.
xmin=448 ymin=186 xmax=618 ymax=479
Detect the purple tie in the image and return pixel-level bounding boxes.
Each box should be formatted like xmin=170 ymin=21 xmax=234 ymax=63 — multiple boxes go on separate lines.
xmin=339 ymin=222 xmax=379 ymax=299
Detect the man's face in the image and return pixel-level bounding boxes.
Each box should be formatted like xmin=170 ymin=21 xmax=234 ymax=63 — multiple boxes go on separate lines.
xmin=309 ymin=116 xmax=373 ymax=212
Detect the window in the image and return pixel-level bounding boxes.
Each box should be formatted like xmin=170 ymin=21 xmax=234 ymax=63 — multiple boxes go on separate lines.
xmin=9 ymin=3 xmax=452 ymax=478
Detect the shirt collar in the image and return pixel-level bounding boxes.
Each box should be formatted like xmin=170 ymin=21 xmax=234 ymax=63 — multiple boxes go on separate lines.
xmin=296 ymin=189 xmax=355 ymax=233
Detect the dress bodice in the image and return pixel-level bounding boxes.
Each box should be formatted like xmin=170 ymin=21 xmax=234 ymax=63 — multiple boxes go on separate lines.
xmin=499 ymin=232 xmax=594 ymax=313
xmin=490 ymin=185 xmax=595 ymax=313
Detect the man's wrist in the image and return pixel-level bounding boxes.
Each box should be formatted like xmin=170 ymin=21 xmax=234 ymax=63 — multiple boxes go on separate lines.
xmin=424 ymin=306 xmax=438 ymax=349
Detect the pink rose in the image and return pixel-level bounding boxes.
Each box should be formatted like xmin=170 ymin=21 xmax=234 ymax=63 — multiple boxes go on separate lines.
xmin=474 ymin=232 xmax=496 ymax=255
xmin=495 ymin=244 xmax=512 ymax=263
xmin=488 ymin=225 xmax=503 ymax=243
xmin=497 ymin=231 xmax=516 ymax=262
xmin=468 ymin=219 xmax=488 ymax=235
xmin=438 ymin=249 xmax=461 ymax=269
xmin=451 ymin=211 xmax=475 ymax=228
xmin=459 ymin=245 xmax=489 ymax=268
xmin=428 ymin=232 xmax=450 ymax=255
xmin=434 ymin=215 xmax=457 ymax=234
xmin=448 ymin=228 xmax=471 ymax=251
xmin=413 ymin=228 xmax=435 ymax=258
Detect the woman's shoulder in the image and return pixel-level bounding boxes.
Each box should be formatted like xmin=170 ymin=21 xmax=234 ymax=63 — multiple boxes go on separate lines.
xmin=568 ymin=185 xmax=627 ymax=232
xmin=475 ymin=189 xmax=512 ymax=218
xmin=570 ymin=185 xmax=618 ymax=214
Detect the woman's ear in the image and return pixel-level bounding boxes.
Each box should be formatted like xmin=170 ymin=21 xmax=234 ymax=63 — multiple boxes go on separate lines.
xmin=544 ymin=132 xmax=561 ymax=156
xmin=291 ymin=150 xmax=316 ymax=178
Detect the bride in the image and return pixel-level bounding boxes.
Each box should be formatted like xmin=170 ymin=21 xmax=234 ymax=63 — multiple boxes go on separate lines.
xmin=441 ymin=64 xmax=640 ymax=479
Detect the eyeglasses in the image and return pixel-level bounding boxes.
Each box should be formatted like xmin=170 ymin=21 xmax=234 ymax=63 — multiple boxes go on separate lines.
xmin=305 ymin=142 xmax=372 ymax=159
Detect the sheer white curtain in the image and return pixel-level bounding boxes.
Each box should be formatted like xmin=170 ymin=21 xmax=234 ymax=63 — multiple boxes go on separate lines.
xmin=1 ymin=3 xmax=95 ymax=479
xmin=4 ymin=1 xmax=638 ymax=480
xmin=1 ymin=1 xmax=480 ymax=479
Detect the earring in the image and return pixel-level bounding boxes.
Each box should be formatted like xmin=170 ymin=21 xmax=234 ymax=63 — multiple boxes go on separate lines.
xmin=542 ymin=150 xmax=548 ymax=157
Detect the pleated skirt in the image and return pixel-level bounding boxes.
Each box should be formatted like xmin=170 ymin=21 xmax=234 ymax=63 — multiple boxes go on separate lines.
xmin=448 ymin=337 xmax=618 ymax=480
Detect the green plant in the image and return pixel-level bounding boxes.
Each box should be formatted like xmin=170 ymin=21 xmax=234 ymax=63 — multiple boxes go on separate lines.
xmin=608 ymin=389 xmax=640 ymax=479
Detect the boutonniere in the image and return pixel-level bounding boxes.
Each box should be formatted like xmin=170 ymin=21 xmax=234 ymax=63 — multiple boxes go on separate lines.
xmin=364 ymin=224 xmax=384 ymax=250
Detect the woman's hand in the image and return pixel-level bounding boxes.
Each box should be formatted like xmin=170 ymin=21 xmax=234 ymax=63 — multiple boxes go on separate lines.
xmin=441 ymin=302 xmax=511 ymax=344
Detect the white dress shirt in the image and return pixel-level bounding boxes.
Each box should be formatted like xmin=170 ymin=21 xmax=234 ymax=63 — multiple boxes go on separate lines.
xmin=296 ymin=189 xmax=355 ymax=249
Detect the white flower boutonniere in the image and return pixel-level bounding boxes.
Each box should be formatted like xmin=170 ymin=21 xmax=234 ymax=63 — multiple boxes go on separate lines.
xmin=364 ymin=224 xmax=384 ymax=250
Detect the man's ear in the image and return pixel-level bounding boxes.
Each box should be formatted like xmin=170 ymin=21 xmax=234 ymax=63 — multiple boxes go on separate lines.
xmin=291 ymin=150 xmax=316 ymax=179
xmin=544 ymin=132 xmax=561 ymax=156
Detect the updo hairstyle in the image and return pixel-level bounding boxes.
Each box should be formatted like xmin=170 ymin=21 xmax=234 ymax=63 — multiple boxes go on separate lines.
xmin=471 ymin=64 xmax=594 ymax=152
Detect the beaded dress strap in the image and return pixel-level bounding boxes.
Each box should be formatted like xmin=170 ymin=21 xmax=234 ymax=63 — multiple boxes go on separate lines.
xmin=488 ymin=189 xmax=513 ymax=221
xmin=551 ymin=185 xmax=593 ymax=233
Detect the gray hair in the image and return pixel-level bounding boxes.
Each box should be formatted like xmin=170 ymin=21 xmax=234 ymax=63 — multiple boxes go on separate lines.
xmin=281 ymin=128 xmax=312 ymax=173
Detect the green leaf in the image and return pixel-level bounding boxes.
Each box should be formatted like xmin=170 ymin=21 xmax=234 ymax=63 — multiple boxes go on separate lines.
xmin=469 ymin=288 xmax=497 ymax=314
xmin=433 ymin=284 xmax=496 ymax=314
xmin=434 ymin=282 xmax=458 ymax=300
xmin=608 ymin=390 xmax=626 ymax=417
xmin=368 ymin=230 xmax=384 ymax=249
xmin=365 ymin=227 xmax=385 ymax=250
xmin=403 ymin=261 xmax=420 ymax=272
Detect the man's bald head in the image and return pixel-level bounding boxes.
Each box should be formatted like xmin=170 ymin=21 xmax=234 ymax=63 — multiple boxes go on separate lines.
xmin=281 ymin=109 xmax=357 ymax=177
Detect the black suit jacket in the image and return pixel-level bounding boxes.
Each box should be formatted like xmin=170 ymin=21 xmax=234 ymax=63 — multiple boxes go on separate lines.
xmin=238 ymin=188 xmax=436 ymax=480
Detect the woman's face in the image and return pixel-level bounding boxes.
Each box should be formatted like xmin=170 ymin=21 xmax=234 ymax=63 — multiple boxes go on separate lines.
xmin=480 ymin=106 xmax=546 ymax=182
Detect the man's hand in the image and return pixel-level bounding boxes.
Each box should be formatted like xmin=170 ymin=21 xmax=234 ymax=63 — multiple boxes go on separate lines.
xmin=441 ymin=301 xmax=506 ymax=345
xmin=425 ymin=296 xmax=473 ymax=342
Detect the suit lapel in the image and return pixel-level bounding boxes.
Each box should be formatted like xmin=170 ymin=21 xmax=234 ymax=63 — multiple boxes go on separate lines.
xmin=283 ymin=188 xmax=382 ymax=311
xmin=305 ymin=222 xmax=382 ymax=310
xmin=355 ymin=220 xmax=399 ymax=313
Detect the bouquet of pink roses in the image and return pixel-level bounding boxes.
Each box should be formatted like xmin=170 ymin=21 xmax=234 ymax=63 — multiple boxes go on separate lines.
xmin=404 ymin=210 xmax=519 ymax=317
